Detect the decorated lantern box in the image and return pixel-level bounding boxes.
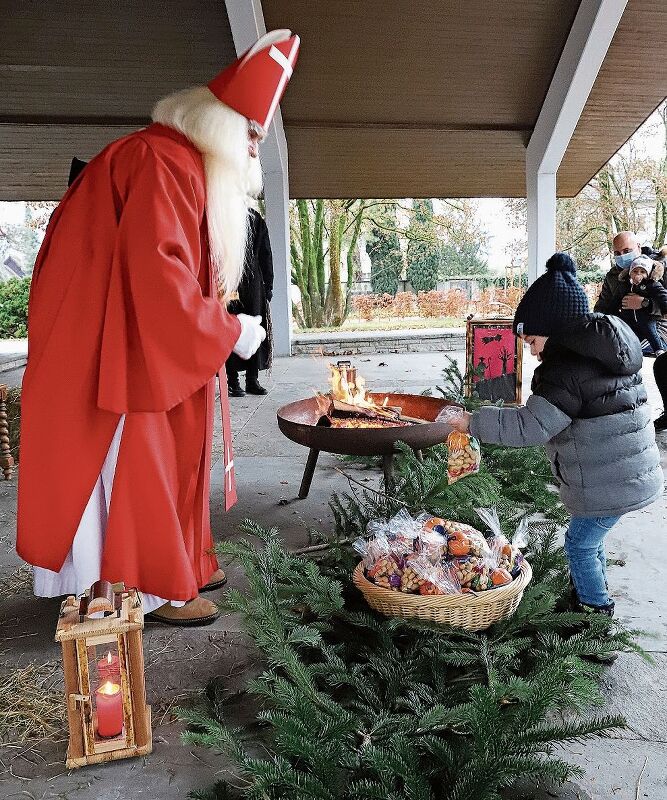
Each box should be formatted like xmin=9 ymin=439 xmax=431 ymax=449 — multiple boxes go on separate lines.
xmin=55 ymin=580 xmax=151 ymax=769
xmin=465 ymin=317 xmax=523 ymax=404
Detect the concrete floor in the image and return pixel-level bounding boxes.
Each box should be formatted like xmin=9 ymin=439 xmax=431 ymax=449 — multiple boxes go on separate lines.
xmin=1 ymin=350 xmax=666 ymax=800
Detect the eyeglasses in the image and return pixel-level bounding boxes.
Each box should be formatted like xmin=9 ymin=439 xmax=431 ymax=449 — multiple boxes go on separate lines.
xmin=248 ymin=120 xmax=267 ymax=141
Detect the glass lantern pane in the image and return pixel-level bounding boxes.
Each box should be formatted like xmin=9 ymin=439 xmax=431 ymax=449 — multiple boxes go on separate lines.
xmin=87 ymin=641 xmax=124 ymax=742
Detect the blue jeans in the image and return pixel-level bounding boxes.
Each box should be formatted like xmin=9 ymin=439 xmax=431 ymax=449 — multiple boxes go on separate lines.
xmin=627 ymin=314 xmax=665 ymax=354
xmin=564 ymin=516 xmax=620 ymax=608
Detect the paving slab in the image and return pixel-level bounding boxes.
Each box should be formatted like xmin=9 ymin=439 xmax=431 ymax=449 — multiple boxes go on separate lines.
xmin=1 ymin=348 xmax=666 ymax=800
xmin=593 ymin=652 xmax=667 ymax=741
xmin=510 ymin=739 xmax=667 ymax=800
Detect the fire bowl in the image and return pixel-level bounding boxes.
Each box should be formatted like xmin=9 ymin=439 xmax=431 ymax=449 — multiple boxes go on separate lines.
xmin=276 ymin=393 xmax=461 ymax=498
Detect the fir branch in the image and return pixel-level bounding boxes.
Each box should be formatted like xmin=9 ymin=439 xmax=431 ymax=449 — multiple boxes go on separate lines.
xmin=184 ymin=409 xmax=634 ymax=800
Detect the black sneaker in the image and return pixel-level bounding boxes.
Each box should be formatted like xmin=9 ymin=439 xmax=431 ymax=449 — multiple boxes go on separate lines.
xmin=577 ymin=600 xmax=618 ymax=664
xmin=228 ymin=381 xmax=245 ymax=398
xmin=654 ymin=413 xmax=667 ymax=432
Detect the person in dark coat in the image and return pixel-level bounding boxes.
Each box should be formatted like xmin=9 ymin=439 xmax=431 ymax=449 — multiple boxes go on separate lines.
xmin=68 ymin=157 xmax=88 ymax=186
xmin=226 ymin=208 xmax=274 ymax=396
xmin=618 ymin=256 xmax=667 ymax=355
xmin=448 ymin=253 xmax=662 ymax=630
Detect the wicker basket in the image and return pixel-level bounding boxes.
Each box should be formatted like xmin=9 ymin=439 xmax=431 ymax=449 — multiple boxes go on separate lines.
xmin=352 ymin=559 xmax=532 ymax=631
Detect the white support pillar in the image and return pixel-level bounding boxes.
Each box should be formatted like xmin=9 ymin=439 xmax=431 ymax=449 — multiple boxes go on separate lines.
xmin=224 ymin=0 xmax=293 ymax=356
xmin=526 ymin=171 xmax=556 ymax=286
xmin=526 ymin=0 xmax=627 ymax=283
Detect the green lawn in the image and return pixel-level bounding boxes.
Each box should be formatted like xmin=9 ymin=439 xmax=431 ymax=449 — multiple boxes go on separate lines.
xmin=296 ymin=316 xmax=465 ymax=334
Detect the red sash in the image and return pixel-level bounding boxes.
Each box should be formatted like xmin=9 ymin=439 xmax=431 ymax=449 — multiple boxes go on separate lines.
xmin=217 ymin=367 xmax=238 ymax=511
xmin=206 ymin=224 xmax=238 ymax=512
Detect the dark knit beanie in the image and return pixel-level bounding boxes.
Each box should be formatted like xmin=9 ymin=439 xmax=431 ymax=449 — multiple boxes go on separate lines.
xmin=513 ymin=253 xmax=589 ymax=337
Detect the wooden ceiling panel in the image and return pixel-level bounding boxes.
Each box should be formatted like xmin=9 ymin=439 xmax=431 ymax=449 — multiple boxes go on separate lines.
xmin=0 ymin=0 xmax=664 ymax=200
xmin=558 ymin=0 xmax=667 ymax=196
xmin=263 ymin=0 xmax=580 ymax=128
xmin=0 ymin=124 xmax=139 ymax=201
xmin=284 ymin=128 xmax=527 ymax=198
xmin=1 ymin=0 xmax=236 ymax=122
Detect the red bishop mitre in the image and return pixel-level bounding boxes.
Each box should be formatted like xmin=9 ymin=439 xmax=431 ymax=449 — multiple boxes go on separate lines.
xmin=208 ymin=29 xmax=300 ymax=134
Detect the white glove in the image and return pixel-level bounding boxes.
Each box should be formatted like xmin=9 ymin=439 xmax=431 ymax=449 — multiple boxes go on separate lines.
xmin=233 ymin=314 xmax=266 ymax=360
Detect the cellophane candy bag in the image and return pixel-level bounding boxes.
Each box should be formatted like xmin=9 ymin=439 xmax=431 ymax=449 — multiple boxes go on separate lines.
xmin=446 ymin=431 xmax=481 ymax=484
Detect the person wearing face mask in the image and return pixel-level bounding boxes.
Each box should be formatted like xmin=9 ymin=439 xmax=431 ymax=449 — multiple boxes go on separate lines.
xmin=618 ymin=256 xmax=667 ymax=356
xmin=596 ymin=232 xmax=667 ymax=430
xmin=595 ymin=231 xmax=645 ymax=315
xmin=448 ymin=253 xmax=662 ymax=641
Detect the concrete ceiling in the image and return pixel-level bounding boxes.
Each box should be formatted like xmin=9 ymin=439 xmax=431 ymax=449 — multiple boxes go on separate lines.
xmin=0 ymin=0 xmax=665 ymax=200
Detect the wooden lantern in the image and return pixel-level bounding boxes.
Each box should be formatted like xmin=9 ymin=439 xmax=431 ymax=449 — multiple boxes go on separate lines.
xmin=55 ymin=580 xmax=152 ymax=769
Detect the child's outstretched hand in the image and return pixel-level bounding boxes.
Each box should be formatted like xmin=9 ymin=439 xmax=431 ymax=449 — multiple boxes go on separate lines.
xmin=436 ymin=405 xmax=472 ymax=432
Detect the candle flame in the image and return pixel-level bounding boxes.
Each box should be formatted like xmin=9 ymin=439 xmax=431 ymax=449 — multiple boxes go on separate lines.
xmin=98 ymin=681 xmax=120 ymax=695
xmin=107 ymin=652 xmax=112 ymax=664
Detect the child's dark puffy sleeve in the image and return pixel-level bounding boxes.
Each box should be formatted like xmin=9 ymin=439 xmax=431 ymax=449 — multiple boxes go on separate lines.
xmin=648 ymin=281 xmax=667 ymax=315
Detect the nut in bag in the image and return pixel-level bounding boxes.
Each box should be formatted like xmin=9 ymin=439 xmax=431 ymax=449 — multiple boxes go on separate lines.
xmin=446 ymin=431 xmax=481 ymax=484
xmin=411 ymin=559 xmax=462 ymax=596
xmin=399 ymin=554 xmax=431 ymax=593
xmin=368 ymin=508 xmax=423 ymax=554
xmin=451 ymin=555 xmax=491 ymax=592
xmin=354 ymin=532 xmax=402 ymax=589
xmin=367 ymin=553 xmax=404 ymax=591
xmin=475 ymin=507 xmax=527 ymax=579
xmin=441 ymin=519 xmax=491 ymax=559
xmin=353 ymin=532 xmax=389 ymax=570
xmin=414 ymin=513 xmax=449 ymax=562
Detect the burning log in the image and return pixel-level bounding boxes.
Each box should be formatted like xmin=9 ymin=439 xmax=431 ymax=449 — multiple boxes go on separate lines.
xmin=314 ymin=362 xmax=432 ymax=428
xmin=316 ymin=392 xmax=428 ymax=427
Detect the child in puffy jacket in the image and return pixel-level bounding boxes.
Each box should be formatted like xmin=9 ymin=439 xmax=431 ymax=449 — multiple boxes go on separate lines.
xmin=618 ymin=255 xmax=667 ymax=355
xmin=448 ymin=253 xmax=663 ymax=625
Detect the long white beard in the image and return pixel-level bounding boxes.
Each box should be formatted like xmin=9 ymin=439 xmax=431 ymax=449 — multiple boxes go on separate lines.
xmin=152 ymin=86 xmax=263 ymax=298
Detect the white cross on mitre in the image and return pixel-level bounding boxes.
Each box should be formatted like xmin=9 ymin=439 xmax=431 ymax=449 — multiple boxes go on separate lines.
xmin=268 ymin=45 xmax=294 ymax=78
xmin=262 ymin=36 xmax=300 ymax=130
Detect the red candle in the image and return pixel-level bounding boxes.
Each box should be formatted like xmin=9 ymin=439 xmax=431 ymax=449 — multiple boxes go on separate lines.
xmin=96 ymin=681 xmax=123 ymax=738
xmin=97 ymin=651 xmax=120 ymax=682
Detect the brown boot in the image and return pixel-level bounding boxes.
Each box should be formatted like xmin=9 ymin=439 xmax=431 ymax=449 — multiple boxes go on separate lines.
xmin=146 ymin=595 xmax=220 ymax=627
xmin=200 ymin=568 xmax=227 ymax=593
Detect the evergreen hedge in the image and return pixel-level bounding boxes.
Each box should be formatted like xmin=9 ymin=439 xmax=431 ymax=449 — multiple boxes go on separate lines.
xmin=0 ymin=277 xmax=30 ymax=339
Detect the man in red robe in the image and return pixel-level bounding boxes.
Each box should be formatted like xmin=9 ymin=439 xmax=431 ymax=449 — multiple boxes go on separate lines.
xmin=17 ymin=30 xmax=300 ymax=626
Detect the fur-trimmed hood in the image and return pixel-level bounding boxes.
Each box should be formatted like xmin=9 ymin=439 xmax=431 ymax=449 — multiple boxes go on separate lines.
xmin=619 ymin=260 xmax=665 ymax=283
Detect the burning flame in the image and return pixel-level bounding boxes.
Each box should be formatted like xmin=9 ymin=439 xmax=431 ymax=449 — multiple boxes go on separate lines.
xmin=98 ymin=680 xmax=120 ymax=696
xmin=314 ymin=362 xmax=406 ymax=428
xmin=106 ymin=652 xmax=113 ymax=665
xmin=329 ymin=363 xmax=374 ymax=408
xmin=316 ymin=392 xmax=331 ymax=417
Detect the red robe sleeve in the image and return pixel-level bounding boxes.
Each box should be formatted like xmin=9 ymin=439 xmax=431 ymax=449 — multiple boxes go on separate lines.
xmin=97 ymin=138 xmax=241 ymax=413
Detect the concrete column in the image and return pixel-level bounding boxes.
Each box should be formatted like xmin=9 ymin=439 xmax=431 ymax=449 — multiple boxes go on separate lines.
xmin=526 ymin=170 xmax=556 ymax=284
xmin=224 ymin=0 xmax=293 ymax=356
xmin=263 ymin=165 xmax=292 ymax=356
xmin=525 ymin=0 xmax=627 ymax=284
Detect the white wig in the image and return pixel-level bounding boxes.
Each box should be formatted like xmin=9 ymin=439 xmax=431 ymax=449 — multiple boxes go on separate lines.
xmin=152 ymin=86 xmax=263 ymax=298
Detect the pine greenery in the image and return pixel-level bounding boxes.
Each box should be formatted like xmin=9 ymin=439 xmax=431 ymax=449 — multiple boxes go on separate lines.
xmin=182 ymin=521 xmax=634 ymax=800
xmin=181 ymin=358 xmax=642 ymax=799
